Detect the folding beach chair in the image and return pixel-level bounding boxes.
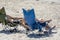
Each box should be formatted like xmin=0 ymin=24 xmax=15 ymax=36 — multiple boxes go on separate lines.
xmin=0 ymin=7 xmax=9 ymax=31
xmin=0 ymin=7 xmax=19 ymax=32
xmin=22 ymin=8 xmax=42 ymax=33
xmin=22 ymin=8 xmax=56 ymax=34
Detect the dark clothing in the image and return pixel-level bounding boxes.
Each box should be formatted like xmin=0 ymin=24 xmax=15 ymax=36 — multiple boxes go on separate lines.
xmin=38 ymin=22 xmax=47 ymax=27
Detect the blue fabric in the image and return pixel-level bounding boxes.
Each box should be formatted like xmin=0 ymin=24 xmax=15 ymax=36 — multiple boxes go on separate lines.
xmin=22 ymin=8 xmax=42 ymax=31
xmin=22 ymin=9 xmax=36 ymax=26
xmin=31 ymin=22 xmax=42 ymax=31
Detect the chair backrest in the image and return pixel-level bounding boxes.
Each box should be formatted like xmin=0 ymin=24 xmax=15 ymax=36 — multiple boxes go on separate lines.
xmin=22 ymin=9 xmax=36 ymax=27
xmin=0 ymin=7 xmax=6 ymax=24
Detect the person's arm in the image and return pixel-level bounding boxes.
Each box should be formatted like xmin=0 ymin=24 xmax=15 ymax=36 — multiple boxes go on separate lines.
xmin=45 ymin=19 xmax=52 ymax=23
xmin=36 ymin=18 xmax=52 ymax=23
xmin=35 ymin=18 xmax=45 ymax=23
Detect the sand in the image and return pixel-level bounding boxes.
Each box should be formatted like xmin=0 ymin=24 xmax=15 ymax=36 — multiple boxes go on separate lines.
xmin=0 ymin=0 xmax=60 ymax=40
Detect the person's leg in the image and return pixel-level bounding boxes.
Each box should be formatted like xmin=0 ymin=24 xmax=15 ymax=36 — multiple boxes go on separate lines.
xmin=21 ymin=23 xmax=30 ymax=30
xmin=37 ymin=24 xmax=44 ymax=34
xmin=19 ymin=18 xmax=30 ymax=30
xmin=45 ymin=25 xmax=51 ymax=30
xmin=45 ymin=25 xmax=56 ymax=30
xmin=37 ymin=23 xmax=42 ymax=32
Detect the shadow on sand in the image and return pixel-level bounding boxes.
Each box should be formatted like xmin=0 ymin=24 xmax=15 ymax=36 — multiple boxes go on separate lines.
xmin=0 ymin=29 xmax=57 ymax=38
xmin=0 ymin=29 xmax=26 ymax=34
xmin=27 ymin=31 xmax=57 ymax=38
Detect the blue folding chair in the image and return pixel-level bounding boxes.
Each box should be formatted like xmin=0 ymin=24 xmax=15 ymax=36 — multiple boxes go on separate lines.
xmin=22 ymin=8 xmax=42 ymax=32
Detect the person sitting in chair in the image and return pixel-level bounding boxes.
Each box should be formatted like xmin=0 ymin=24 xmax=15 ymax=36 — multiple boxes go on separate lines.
xmin=20 ymin=17 xmax=55 ymax=32
xmin=22 ymin=8 xmax=56 ymax=34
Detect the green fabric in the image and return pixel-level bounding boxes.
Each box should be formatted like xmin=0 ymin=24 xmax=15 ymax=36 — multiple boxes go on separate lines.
xmin=0 ymin=7 xmax=6 ymax=25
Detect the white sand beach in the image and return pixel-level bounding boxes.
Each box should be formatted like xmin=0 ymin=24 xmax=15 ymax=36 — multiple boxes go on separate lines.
xmin=0 ymin=0 xmax=60 ymax=40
